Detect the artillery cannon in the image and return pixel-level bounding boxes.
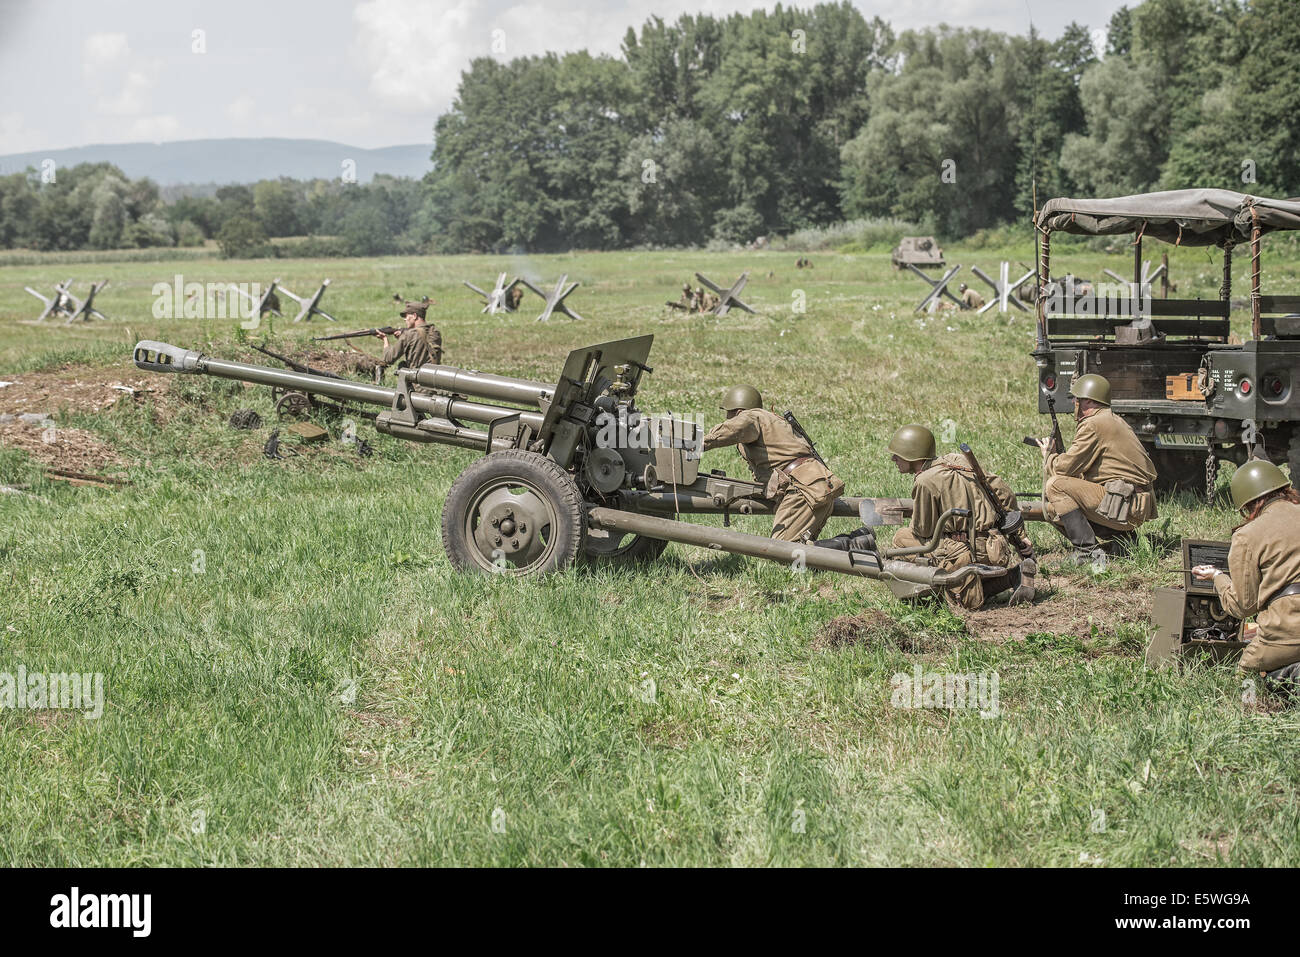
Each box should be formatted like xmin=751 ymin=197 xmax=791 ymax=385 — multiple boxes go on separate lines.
xmin=132 ymin=336 xmax=1007 ymax=597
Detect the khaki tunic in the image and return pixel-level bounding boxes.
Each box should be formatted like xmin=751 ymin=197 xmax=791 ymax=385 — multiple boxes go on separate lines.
xmin=1044 ymin=408 xmax=1157 ymax=530
xmin=380 ymin=323 xmax=442 ymax=373
xmin=702 ymin=408 xmax=844 ymax=542
xmin=1214 ymin=499 xmax=1300 ymax=673
xmin=893 ymin=452 xmax=1018 ymax=608
xmin=961 ymin=288 xmax=985 ymax=309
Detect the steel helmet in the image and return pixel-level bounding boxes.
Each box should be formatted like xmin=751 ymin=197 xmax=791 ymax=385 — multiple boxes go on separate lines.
xmin=721 ymin=384 xmax=762 ymax=411
xmin=1230 ymin=459 xmax=1291 ymax=510
xmin=1069 ymin=373 xmax=1111 ymax=406
xmin=888 ymin=424 xmax=936 ymax=462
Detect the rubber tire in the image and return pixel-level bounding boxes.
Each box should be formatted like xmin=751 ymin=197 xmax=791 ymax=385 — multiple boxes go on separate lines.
xmin=1148 ymin=448 xmax=1205 ymax=494
xmin=441 ymin=449 xmax=585 ymax=577
xmin=581 ymin=533 xmax=669 ymax=567
xmin=1289 ymin=430 xmax=1300 ymax=484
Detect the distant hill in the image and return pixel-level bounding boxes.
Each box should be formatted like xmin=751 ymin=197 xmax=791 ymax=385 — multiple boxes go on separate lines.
xmin=0 ymin=138 xmax=432 ymax=185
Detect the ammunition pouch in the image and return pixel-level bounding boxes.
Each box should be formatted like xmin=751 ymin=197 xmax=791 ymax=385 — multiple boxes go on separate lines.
xmin=1098 ymin=479 xmax=1137 ymax=524
xmin=762 ymin=469 xmax=790 ymax=500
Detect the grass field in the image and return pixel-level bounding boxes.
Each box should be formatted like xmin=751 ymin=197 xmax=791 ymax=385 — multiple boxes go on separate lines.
xmin=2 ymin=241 xmax=1299 ymax=866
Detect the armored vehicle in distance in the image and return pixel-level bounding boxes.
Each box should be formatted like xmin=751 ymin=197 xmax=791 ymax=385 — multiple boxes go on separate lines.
xmin=891 ymin=236 xmax=945 ymax=270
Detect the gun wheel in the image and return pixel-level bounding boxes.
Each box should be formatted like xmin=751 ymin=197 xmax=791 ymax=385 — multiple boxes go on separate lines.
xmin=442 ymin=450 xmax=585 ymax=576
xmin=275 ymin=392 xmax=312 ymax=419
xmin=581 ymin=530 xmax=668 ymax=566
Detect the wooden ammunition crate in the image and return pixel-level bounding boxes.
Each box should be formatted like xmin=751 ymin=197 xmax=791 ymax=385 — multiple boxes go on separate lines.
xmin=1165 ymin=373 xmax=1202 ymax=401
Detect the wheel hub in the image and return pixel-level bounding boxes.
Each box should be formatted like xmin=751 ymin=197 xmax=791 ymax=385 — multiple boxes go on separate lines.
xmin=471 ymin=485 xmax=550 ymax=568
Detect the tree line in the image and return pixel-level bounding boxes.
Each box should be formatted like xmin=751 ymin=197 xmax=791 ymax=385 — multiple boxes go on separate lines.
xmin=0 ymin=166 xmax=433 ymax=257
xmin=1 ymin=0 xmax=1296 ymax=256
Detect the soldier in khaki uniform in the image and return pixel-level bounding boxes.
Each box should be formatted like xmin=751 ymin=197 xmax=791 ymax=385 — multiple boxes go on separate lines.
xmin=377 ymin=299 xmax=442 ymax=380
xmin=702 ymin=384 xmax=844 ymax=542
xmin=818 ymin=425 xmax=1033 ymax=608
xmin=1193 ymin=461 xmax=1300 ymax=685
xmin=1039 ymin=373 xmax=1157 ymax=563
xmin=958 ymin=282 xmax=984 ymax=310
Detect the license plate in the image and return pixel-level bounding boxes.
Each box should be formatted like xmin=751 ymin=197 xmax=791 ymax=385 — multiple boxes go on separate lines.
xmin=1154 ymin=433 xmax=1209 ymax=449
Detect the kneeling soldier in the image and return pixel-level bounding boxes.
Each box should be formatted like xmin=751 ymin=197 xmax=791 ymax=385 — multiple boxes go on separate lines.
xmin=1039 ymin=373 xmax=1157 ymax=563
xmin=377 ymin=299 xmax=443 ymax=381
xmin=1193 ymin=461 xmax=1300 ymax=690
xmin=702 ymin=385 xmax=845 ymax=543
xmin=887 ymin=425 xmax=1034 ymax=608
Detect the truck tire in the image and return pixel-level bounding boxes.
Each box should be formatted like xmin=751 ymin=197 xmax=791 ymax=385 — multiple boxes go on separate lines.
xmin=1290 ymin=431 xmax=1300 ymax=484
xmin=442 ymin=450 xmax=586 ymax=577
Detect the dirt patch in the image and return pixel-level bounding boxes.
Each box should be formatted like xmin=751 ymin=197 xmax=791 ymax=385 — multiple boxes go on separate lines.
xmin=0 ymin=421 xmax=127 ymax=472
xmin=0 ymin=365 xmax=158 ymax=418
xmin=813 ymin=609 xmax=949 ymax=653
xmin=957 ymin=573 xmax=1150 ymax=642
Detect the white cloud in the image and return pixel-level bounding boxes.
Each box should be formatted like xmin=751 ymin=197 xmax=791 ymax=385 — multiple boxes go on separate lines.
xmin=80 ymin=32 xmax=162 ymax=120
xmin=226 ymin=94 xmax=258 ymax=123
xmin=350 ymin=0 xmax=772 ymax=116
xmin=0 ymin=112 xmax=48 ymax=154
xmin=82 ymin=32 xmax=129 ymax=72
xmin=127 ymin=114 xmax=182 ymax=141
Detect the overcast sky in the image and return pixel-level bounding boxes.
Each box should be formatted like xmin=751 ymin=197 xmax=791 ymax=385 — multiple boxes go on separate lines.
xmin=0 ymin=0 xmax=1126 ymax=153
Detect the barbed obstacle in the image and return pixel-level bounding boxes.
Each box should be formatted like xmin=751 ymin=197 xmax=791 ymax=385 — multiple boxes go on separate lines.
xmin=230 ymin=278 xmax=284 ymax=319
xmin=695 ymin=271 xmax=754 ymax=316
xmin=26 ymin=279 xmax=112 ymax=322
xmin=970 ymin=263 xmax=1034 ymax=314
xmin=908 ymin=263 xmax=965 ymax=313
xmin=464 ymin=273 xmax=523 ymax=314
xmin=279 ymin=279 xmax=336 ymax=323
xmin=1102 ymin=256 xmax=1172 ymax=297
xmin=66 ymin=280 xmax=111 ymax=322
xmin=24 ymin=278 xmax=76 ymax=321
xmin=519 ymin=275 xmax=584 ymax=322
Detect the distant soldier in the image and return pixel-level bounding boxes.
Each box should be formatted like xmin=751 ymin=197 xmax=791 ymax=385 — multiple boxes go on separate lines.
xmin=958 ymin=282 xmax=984 ymax=310
xmin=507 ymin=285 xmax=524 ymax=311
xmin=1193 ymin=461 xmax=1300 ymax=687
xmin=702 ymin=385 xmax=845 ymax=542
xmin=1039 ymin=373 xmax=1157 ymax=563
xmin=679 ymin=282 xmax=694 ymax=308
xmin=702 ymin=290 xmax=720 ymax=313
xmin=376 ymin=299 xmax=442 ymax=381
xmin=817 ymin=425 xmax=1034 ymax=607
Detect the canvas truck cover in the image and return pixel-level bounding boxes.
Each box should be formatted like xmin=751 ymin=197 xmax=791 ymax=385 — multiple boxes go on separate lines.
xmin=1037 ymin=189 xmax=1300 ymax=246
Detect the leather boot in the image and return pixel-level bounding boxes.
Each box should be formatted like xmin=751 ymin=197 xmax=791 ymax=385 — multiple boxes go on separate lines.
xmin=1008 ymin=559 xmax=1036 ymax=605
xmin=1059 ymin=510 xmax=1102 ymax=565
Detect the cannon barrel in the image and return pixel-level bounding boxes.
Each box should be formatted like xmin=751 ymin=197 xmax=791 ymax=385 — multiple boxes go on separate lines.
xmin=414 ymin=366 xmax=554 ymax=408
xmin=133 ymin=340 xmax=547 ymax=432
xmin=585 ymin=507 xmax=1004 ymax=588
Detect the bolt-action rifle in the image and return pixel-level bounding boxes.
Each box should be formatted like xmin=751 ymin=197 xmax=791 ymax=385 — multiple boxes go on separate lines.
xmin=1022 ymin=388 xmax=1065 ymax=454
xmin=311 ymin=326 xmax=401 ymax=342
xmin=251 ymin=343 xmax=344 ymax=380
xmin=958 ymin=443 xmax=1035 ymax=564
xmin=781 ymin=410 xmax=826 ymax=468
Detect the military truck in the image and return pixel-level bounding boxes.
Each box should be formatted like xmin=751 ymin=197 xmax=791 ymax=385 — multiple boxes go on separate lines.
xmin=1032 ymin=189 xmax=1300 ymax=500
xmin=891 ymin=236 xmax=945 ymax=270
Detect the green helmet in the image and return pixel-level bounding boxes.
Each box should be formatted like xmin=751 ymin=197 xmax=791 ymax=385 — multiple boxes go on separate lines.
xmin=888 ymin=424 xmax=936 ymax=462
xmin=1230 ymin=459 xmax=1291 ymax=509
xmin=721 ymin=384 xmax=762 ymax=411
xmin=1069 ymin=373 xmax=1111 ymax=406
